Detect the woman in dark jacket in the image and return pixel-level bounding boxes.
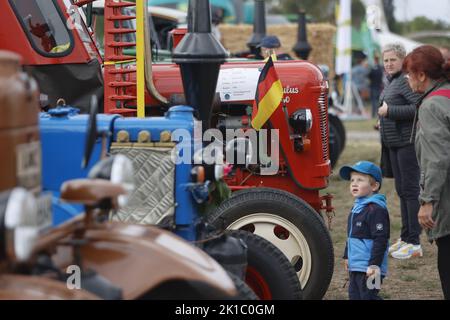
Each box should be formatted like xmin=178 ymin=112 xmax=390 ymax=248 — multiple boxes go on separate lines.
xmin=403 ymin=45 xmax=450 ymax=299
xmin=378 ymin=43 xmax=423 ymax=259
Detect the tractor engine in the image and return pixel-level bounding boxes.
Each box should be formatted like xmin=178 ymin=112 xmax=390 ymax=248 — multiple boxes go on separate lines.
xmin=140 ymin=60 xmax=331 ymax=211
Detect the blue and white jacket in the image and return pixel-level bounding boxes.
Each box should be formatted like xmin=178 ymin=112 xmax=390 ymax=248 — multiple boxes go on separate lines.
xmin=343 ymin=194 xmax=390 ymax=276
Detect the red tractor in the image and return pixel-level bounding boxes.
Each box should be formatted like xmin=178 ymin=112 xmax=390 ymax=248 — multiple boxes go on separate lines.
xmin=0 ymin=0 xmax=334 ymax=299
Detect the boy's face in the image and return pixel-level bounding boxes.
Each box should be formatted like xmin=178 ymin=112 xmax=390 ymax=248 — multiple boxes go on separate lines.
xmin=349 ymin=172 xmax=379 ymax=198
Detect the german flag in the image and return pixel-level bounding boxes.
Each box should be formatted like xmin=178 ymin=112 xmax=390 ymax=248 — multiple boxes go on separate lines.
xmin=251 ymin=56 xmax=284 ymax=130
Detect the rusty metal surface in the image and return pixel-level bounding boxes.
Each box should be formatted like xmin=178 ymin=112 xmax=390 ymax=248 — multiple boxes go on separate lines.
xmin=0 ymin=50 xmax=41 ymax=193
xmin=50 ymin=221 xmax=236 ymax=299
xmin=0 ymin=51 xmax=21 ymax=77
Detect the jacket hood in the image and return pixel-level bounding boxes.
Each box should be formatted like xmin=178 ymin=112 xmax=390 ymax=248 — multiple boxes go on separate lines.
xmin=352 ymin=194 xmax=387 ymax=214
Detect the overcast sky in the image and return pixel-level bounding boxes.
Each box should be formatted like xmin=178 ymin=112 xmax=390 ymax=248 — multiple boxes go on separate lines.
xmin=394 ymin=0 xmax=450 ymax=23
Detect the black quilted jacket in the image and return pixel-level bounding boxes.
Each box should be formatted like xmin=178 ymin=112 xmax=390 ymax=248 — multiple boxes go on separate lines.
xmin=379 ymin=72 xmax=422 ymax=148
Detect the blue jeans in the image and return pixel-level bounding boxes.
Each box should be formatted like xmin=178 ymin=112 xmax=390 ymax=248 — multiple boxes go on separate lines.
xmin=348 ymin=272 xmax=383 ymax=300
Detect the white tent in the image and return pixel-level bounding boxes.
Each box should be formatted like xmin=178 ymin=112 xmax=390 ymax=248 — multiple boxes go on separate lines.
xmin=372 ymin=31 xmax=422 ymax=54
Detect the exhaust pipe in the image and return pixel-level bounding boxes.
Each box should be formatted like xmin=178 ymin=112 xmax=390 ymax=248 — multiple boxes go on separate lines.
xmin=246 ymin=0 xmax=266 ymax=57
xmin=172 ymin=0 xmax=228 ymax=132
xmin=293 ymin=10 xmax=312 ymax=60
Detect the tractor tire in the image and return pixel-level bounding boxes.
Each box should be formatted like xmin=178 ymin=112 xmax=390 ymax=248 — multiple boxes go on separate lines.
xmin=207 ymin=188 xmax=334 ymax=300
xmin=329 ymin=113 xmax=346 ymax=154
xmin=228 ymin=230 xmax=302 ymax=300
xmin=328 ymin=118 xmax=342 ymax=168
xmin=227 ymin=272 xmax=259 ymax=300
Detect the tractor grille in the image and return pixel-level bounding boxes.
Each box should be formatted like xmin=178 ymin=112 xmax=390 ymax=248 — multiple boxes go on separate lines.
xmin=318 ymin=90 xmax=329 ymax=162
xmin=110 ymin=146 xmax=175 ymax=225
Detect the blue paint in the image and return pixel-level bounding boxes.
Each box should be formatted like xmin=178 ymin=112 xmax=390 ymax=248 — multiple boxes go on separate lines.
xmin=51 ymin=192 xmax=83 ymax=226
xmin=112 ymin=106 xmax=195 ymax=141
xmin=39 ymin=111 xmax=119 ymax=191
xmin=40 ymin=109 xmax=119 ymax=226
xmin=40 ymin=106 xmax=202 ymax=241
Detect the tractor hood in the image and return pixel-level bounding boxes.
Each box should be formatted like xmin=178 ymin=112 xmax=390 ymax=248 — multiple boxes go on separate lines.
xmin=39 ymin=110 xmax=119 ymax=192
xmin=40 ymin=106 xmax=195 ymax=190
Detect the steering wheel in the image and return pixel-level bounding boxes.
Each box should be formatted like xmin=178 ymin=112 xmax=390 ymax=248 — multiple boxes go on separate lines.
xmin=82 ymin=95 xmax=98 ymax=169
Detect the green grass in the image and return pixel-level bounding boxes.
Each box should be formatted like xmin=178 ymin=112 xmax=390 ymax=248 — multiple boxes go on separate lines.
xmin=333 ymin=140 xmax=381 ymax=166
xmin=379 ymin=292 xmax=392 ymax=299
xmin=391 ymin=221 xmax=402 ymax=233
xmin=342 ymin=119 xmax=378 ymax=132
xmin=398 ymin=262 xmax=419 ymax=271
xmin=400 ymin=275 xmax=418 ymax=282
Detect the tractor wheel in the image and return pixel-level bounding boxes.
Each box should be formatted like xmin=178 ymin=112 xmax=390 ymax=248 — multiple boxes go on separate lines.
xmin=328 ymin=118 xmax=342 ymax=168
xmin=227 ymin=271 xmax=259 ymax=300
xmin=329 ymin=113 xmax=346 ymax=154
xmin=207 ymin=188 xmax=334 ymax=300
xmin=228 ymin=230 xmax=302 ymax=300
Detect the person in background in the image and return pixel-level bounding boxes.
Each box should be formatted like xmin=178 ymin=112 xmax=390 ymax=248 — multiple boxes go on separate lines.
xmin=403 ymin=45 xmax=450 ymax=300
xmin=257 ymin=35 xmax=293 ymax=61
xmin=351 ymin=55 xmax=370 ymax=102
xmin=368 ymin=54 xmax=384 ymax=118
xmin=378 ymin=43 xmax=423 ymax=260
xmin=340 ymin=161 xmax=390 ymax=300
xmin=211 ymin=7 xmax=224 ymax=42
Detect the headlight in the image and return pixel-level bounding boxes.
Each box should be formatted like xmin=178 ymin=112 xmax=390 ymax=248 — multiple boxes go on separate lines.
xmin=88 ymin=155 xmax=134 ymax=207
xmin=110 ymin=155 xmax=134 ymax=207
xmin=289 ymin=109 xmax=313 ymax=134
xmin=1 ymin=188 xmax=39 ymax=262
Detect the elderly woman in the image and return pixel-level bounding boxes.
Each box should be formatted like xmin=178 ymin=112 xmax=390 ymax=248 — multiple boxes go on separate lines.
xmin=378 ymin=43 xmax=423 ymax=259
xmin=403 ymin=45 xmax=450 ymax=299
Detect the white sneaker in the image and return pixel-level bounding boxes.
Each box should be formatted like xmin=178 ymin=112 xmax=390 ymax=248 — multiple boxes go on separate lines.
xmin=391 ymin=244 xmax=423 ymax=260
xmin=388 ymin=239 xmax=407 ymax=255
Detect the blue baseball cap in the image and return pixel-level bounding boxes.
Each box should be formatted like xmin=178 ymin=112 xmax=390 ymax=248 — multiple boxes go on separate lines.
xmin=339 ymin=161 xmax=382 ymax=185
xmin=257 ymin=35 xmax=281 ymax=49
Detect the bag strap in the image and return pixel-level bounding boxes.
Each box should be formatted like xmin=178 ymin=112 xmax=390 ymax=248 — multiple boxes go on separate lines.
xmin=410 ymin=83 xmax=449 ymax=143
xmin=425 ymin=89 xmax=450 ymax=99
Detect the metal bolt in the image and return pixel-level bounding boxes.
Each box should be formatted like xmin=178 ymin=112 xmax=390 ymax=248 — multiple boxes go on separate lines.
xmin=117 ymin=130 xmax=130 ymax=143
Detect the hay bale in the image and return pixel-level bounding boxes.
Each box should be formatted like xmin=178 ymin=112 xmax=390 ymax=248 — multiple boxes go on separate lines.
xmin=219 ymin=23 xmax=336 ymax=72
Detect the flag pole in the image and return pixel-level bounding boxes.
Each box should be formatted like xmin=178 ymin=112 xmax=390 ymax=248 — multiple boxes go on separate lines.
xmin=335 ymin=0 xmax=353 ymax=117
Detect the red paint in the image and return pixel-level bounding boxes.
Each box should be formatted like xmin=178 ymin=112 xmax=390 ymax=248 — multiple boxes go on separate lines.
xmin=0 ymin=0 xmax=331 ymax=215
xmin=246 ymin=266 xmax=272 ymax=300
xmin=170 ymin=28 xmax=188 ymax=49
xmin=0 ymin=0 xmax=100 ymax=66
xmin=141 ymin=61 xmax=330 ymax=192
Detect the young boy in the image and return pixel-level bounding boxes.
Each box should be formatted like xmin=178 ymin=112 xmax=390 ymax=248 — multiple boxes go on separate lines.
xmin=340 ymin=161 xmax=390 ymax=300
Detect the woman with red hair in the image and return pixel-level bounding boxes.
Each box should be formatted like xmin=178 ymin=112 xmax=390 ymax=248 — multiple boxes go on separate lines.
xmin=403 ymin=45 xmax=450 ymax=300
